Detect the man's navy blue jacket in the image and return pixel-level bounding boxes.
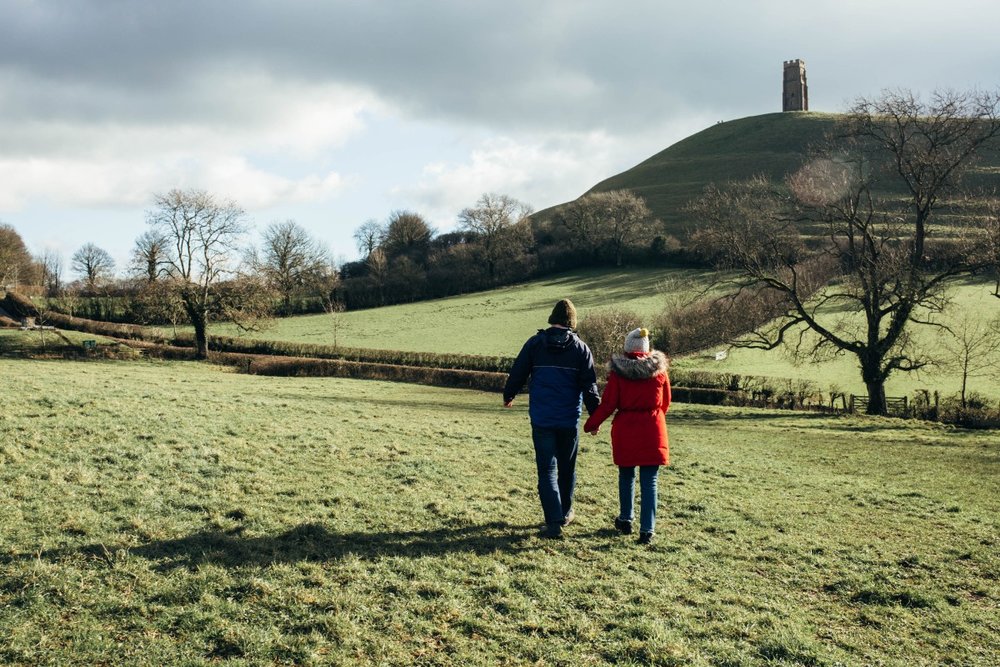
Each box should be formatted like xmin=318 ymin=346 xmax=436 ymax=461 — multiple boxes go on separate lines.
xmin=504 ymin=327 xmax=600 ymax=428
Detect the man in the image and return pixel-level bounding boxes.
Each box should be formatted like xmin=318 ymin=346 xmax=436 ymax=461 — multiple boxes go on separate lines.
xmin=503 ymin=298 xmax=600 ymax=538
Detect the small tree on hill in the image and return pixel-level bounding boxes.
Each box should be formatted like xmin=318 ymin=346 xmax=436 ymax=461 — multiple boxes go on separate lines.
xmin=561 ymin=190 xmax=657 ymax=266
xmin=71 ymin=243 xmax=116 ymax=293
xmin=458 ymin=193 xmax=533 ymax=284
xmin=688 ymin=88 xmax=1000 ymax=415
xmin=353 ymin=219 xmax=384 ymax=258
xmin=130 ymin=230 xmax=170 ymax=283
xmin=940 ymin=311 xmax=1000 ymax=409
xmin=253 ymin=220 xmax=333 ymax=315
xmin=39 ymin=249 xmax=64 ymax=297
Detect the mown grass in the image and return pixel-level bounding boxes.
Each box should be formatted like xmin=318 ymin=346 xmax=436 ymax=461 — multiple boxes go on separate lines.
xmin=1 ymin=358 xmax=998 ymax=665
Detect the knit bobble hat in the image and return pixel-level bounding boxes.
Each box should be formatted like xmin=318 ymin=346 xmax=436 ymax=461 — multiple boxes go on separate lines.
xmin=548 ymin=299 xmax=578 ymax=329
xmin=624 ymin=327 xmax=650 ymax=354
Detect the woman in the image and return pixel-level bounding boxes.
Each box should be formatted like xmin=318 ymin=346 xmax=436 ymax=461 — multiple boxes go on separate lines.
xmin=583 ymin=328 xmax=670 ymax=545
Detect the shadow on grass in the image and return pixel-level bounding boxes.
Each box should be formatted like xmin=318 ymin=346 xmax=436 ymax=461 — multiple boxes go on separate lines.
xmin=668 ymin=408 xmax=834 ymax=423
xmin=275 ymin=391 xmax=509 ymax=414
xmin=7 ymin=521 xmax=541 ymax=572
xmin=523 ymin=271 xmax=681 ymax=312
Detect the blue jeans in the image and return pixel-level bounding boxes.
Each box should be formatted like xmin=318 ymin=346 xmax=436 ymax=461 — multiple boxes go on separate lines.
xmin=531 ymin=426 xmax=579 ymax=527
xmin=619 ymin=465 xmax=659 ymax=534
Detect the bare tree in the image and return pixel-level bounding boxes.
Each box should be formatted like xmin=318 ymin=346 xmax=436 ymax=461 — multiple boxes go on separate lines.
xmin=560 ymin=190 xmax=656 ymax=266
xmin=254 ymin=220 xmax=333 ymax=315
xmin=353 ymin=219 xmax=384 ymax=258
xmin=324 ymin=297 xmax=347 ymax=349
xmin=71 ymin=243 xmax=116 ymax=292
xmin=941 ymin=311 xmax=1000 ymax=409
xmin=985 ymin=202 xmax=1000 ymax=298
xmin=39 ymin=249 xmax=63 ymax=296
xmin=560 ymin=197 xmax=609 ymax=260
xmin=689 ymin=89 xmax=1000 ymax=415
xmin=366 ymin=247 xmax=389 ymax=306
xmin=458 ymin=192 xmax=533 ymax=283
xmin=601 ymin=190 xmax=657 ymax=267
xmin=130 ymin=278 xmax=186 ymax=335
xmin=131 ymin=230 xmax=170 ymax=283
xmin=145 ymin=188 xmax=249 ymax=359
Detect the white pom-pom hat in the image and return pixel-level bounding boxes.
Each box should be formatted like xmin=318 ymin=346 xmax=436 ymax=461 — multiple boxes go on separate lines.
xmin=624 ymin=327 xmax=649 ymax=354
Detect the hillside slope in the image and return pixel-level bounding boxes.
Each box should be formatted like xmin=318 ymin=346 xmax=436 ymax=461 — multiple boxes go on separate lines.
xmin=537 ymin=112 xmax=840 ymax=235
xmin=538 ymin=110 xmax=999 ymax=236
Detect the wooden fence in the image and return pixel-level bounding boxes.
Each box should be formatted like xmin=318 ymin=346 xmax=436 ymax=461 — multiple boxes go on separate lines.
xmin=849 ymin=394 xmax=908 ymax=415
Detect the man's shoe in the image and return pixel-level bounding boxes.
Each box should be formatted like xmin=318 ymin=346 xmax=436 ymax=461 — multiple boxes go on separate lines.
xmin=562 ymin=509 xmax=575 ymax=527
xmin=543 ymin=523 xmax=563 ymax=539
xmin=614 ymin=517 xmax=633 ymax=535
xmin=638 ymin=531 xmax=654 ymax=545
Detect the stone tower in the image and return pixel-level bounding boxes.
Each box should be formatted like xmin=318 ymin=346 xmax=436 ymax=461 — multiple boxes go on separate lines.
xmin=782 ymin=59 xmax=808 ymax=112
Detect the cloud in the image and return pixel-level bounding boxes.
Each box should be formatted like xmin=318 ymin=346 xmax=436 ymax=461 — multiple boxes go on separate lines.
xmin=0 ymin=63 xmax=371 ymax=210
xmin=3 ymin=0 xmax=999 ymax=263
xmin=393 ymin=114 xmax=715 ymax=227
xmin=0 ymin=156 xmax=345 ymax=211
xmin=5 ymin=0 xmax=997 ymax=139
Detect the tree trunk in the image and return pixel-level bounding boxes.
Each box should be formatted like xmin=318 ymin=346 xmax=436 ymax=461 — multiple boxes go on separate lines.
xmin=864 ymin=378 xmax=887 ymax=416
xmin=858 ymin=350 xmax=888 ymax=415
xmin=189 ymin=308 xmax=209 ymax=360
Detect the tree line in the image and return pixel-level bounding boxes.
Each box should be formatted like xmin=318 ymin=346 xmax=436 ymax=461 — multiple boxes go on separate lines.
xmin=1 ymin=187 xmax=673 ymax=358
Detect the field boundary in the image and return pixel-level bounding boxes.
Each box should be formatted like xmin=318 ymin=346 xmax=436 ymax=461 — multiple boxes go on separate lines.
xmin=30 ymin=310 xmax=1000 ymax=426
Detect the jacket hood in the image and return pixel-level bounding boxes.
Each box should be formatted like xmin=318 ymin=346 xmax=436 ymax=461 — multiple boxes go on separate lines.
xmin=609 ymin=350 xmax=669 ymax=380
xmin=540 ymin=326 xmax=574 ymax=350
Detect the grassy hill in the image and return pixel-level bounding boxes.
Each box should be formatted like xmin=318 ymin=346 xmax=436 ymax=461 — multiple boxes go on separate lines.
xmin=535 ymin=111 xmax=1000 ymax=237
xmin=535 ymin=112 xmax=841 ymax=236
xmin=1 ymin=358 xmax=997 ymax=665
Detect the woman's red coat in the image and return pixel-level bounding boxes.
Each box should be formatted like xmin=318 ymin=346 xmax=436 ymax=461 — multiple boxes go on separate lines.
xmin=583 ymin=352 xmax=670 ymax=467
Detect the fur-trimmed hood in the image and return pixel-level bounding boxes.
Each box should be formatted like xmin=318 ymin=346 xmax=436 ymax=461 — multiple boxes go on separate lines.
xmin=609 ymin=350 xmax=669 ymax=380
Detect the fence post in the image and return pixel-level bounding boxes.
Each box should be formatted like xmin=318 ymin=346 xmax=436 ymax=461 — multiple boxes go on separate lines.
xmin=849 ymin=394 xmax=855 ymax=413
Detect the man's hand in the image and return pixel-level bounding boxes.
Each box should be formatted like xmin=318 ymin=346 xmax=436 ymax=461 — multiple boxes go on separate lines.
xmin=585 ymin=427 xmax=599 ymax=436
xmin=503 ymin=399 xmax=514 ymax=408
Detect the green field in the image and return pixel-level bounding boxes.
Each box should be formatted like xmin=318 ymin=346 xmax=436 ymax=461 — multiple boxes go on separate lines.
xmin=676 ymin=278 xmax=1000 ymax=401
xmin=185 ymin=265 xmax=999 ymax=402
xmin=2 ymin=357 xmax=998 ymax=665
xmin=194 ymin=267 xmax=716 ymax=357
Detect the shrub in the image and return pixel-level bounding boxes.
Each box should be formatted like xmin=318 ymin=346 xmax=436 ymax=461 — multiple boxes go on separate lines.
xmin=577 ymin=307 xmax=643 ymax=371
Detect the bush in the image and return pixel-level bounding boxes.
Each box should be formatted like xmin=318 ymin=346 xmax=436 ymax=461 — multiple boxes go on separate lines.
xmin=577 ymin=307 xmax=643 ymax=372
xmin=937 ymin=392 xmax=1000 ymax=428
xmin=207 ymin=352 xmax=508 ymax=392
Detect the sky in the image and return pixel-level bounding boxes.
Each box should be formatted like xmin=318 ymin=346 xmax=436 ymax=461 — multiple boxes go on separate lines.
xmin=3 ymin=0 xmax=999 ymax=274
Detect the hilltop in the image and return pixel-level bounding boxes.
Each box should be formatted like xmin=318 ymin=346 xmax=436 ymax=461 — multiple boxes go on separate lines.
xmin=536 ymin=110 xmax=999 ymax=236
xmin=536 ymin=111 xmax=842 ymax=235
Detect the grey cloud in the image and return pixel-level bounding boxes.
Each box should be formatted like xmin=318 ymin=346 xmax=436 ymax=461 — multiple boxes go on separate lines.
xmin=1 ymin=0 xmax=998 ymax=139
